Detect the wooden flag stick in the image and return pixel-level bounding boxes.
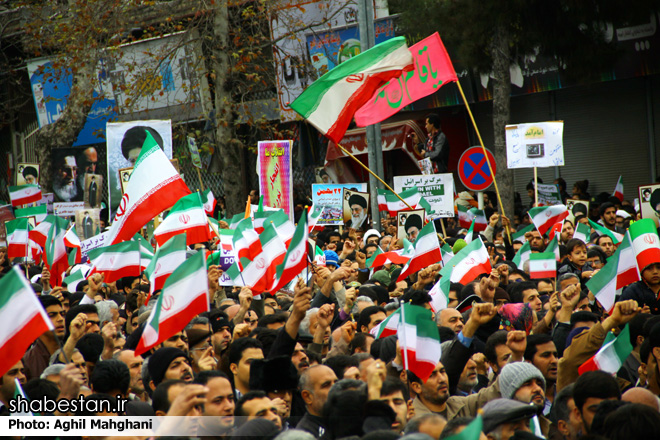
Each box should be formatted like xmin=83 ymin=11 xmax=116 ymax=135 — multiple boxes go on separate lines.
xmin=454 ymin=80 xmax=511 ymax=242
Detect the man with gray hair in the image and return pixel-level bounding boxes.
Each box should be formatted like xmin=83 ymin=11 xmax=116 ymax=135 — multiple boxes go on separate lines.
xmin=296 ymin=365 xmax=337 ymax=438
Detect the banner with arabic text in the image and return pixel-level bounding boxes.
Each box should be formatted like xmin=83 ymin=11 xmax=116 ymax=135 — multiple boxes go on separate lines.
xmin=257 ymin=140 xmax=293 ymax=221
xmin=393 ymin=174 xmax=454 ymax=218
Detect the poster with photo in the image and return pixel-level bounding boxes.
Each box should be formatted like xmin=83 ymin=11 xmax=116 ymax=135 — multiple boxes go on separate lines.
xmin=118 ymin=167 xmax=133 ymax=194
xmin=311 ymin=183 xmax=368 ymax=226
xmin=84 ymin=174 xmax=103 ymax=208
xmin=639 ymin=184 xmax=660 ymax=228
xmin=315 ymin=167 xmax=334 ymax=184
xmin=505 ymin=122 xmax=564 ymax=168
xmin=0 ymin=205 xmax=15 ymax=246
xmin=393 ymin=174 xmax=454 ymax=218
xmin=16 ymin=163 xmax=39 ymax=185
xmin=75 ymin=208 xmax=101 ymax=241
xmin=257 ymin=140 xmax=293 ymax=220
xmin=566 ymin=199 xmax=589 ymax=223
xmin=52 ymin=148 xmax=86 ymax=202
xmin=342 ymin=189 xmax=370 ymax=231
xmin=397 ymin=209 xmax=425 ymax=244
xmin=106 ymin=120 xmax=172 ymax=215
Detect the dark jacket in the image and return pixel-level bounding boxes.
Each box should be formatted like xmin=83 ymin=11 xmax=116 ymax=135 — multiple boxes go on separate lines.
xmin=620 ymin=281 xmax=660 ymax=314
xmin=424 ymin=131 xmax=450 ymax=173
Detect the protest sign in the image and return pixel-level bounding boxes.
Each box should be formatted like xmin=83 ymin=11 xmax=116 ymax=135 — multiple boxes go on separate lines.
xmin=566 ymin=199 xmax=589 ymax=223
xmin=311 ymin=183 xmax=368 ymax=226
xmin=75 ymin=209 xmax=101 ymax=241
xmin=342 ymin=189 xmax=371 ymax=230
xmin=639 ymin=184 xmax=660 ymax=228
xmin=257 ymin=140 xmax=293 ymax=220
xmin=536 ymin=183 xmax=562 ymax=206
xmin=505 ymin=122 xmax=564 ymax=168
xmin=84 ymin=174 xmax=103 ymax=208
xmin=187 ymin=136 xmax=202 ymax=169
xmin=393 ymin=174 xmax=454 ymax=218
xmin=398 ymin=209 xmax=425 ymax=243
xmin=80 ymin=231 xmax=109 ymax=262
xmin=54 ymin=202 xmax=85 ymax=217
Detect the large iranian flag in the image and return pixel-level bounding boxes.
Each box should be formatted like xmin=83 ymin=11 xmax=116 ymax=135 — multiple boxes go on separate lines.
xmin=145 ymin=233 xmax=187 ymax=299
xmin=87 ymin=241 xmax=142 ymax=283
xmin=589 ymin=219 xmax=624 ymax=244
xmin=270 ymin=210 xmax=296 ymax=246
xmin=8 ymin=185 xmax=42 ymax=207
xmin=587 ymin=252 xmax=621 ymax=313
xmin=135 ymin=251 xmax=209 ymax=356
xmin=398 ymin=303 xmax=442 ymax=382
xmin=528 ymin=205 xmax=568 ymax=236
xmin=6 ymin=218 xmax=30 ymax=260
xmin=29 ymin=215 xmax=59 ymax=248
xmin=154 ymin=192 xmax=211 ymax=247
xmin=271 ymin=213 xmax=309 ymax=293
xmin=529 ymin=252 xmax=556 ymax=279
xmin=106 ymin=131 xmax=191 ymax=245
xmin=440 ymin=238 xmax=492 ymax=284
xmin=397 ymin=222 xmax=442 ymax=281
xmin=0 ymin=266 xmax=54 ymax=377
xmin=578 ymin=324 xmax=632 ymax=375
xmin=290 ymin=37 xmax=413 ymax=143
xmin=629 ymin=218 xmax=660 ymax=272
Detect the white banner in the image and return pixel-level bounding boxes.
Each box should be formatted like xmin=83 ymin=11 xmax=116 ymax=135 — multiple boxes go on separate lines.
xmin=393 ymin=174 xmax=455 ymax=218
xmin=505 ymin=122 xmax=564 ymax=168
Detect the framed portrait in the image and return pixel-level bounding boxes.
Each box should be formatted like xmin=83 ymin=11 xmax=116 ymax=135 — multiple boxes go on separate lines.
xmin=397 ymin=209 xmax=425 ymax=243
xmin=118 ymin=167 xmax=133 ymax=194
xmin=342 ymin=189 xmax=370 ymax=231
xmin=84 ymin=174 xmax=103 ymax=208
xmin=16 ymin=163 xmax=39 ymax=186
xmin=639 ymin=184 xmax=660 ymax=228
xmin=566 ymin=199 xmax=589 ymax=223
xmin=75 ymin=208 xmax=100 ymax=241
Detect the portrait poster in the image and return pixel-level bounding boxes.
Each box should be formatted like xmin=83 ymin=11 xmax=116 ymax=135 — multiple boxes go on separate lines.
xmin=75 ymin=208 xmax=101 ymax=241
xmin=393 ymin=174 xmax=454 ymax=218
xmin=397 ymin=209 xmax=425 ymax=244
xmin=315 ymin=167 xmax=334 ymax=184
xmin=311 ymin=183 xmax=368 ymax=226
xmin=257 ymin=140 xmax=293 ymax=220
xmin=418 ymin=158 xmax=433 ymax=175
xmin=118 ymin=167 xmax=133 ymax=194
xmin=566 ymin=199 xmax=589 ymax=223
xmin=639 ymin=184 xmax=660 ymax=228
xmin=51 ymin=148 xmax=85 ymax=202
xmin=84 ymin=174 xmax=103 ymax=209
xmin=342 ymin=189 xmax=370 ymax=231
xmin=16 ymin=163 xmax=39 ymax=186
xmin=505 ymin=122 xmax=564 ymax=168
xmin=106 ymin=120 xmax=173 ymax=216
xmin=0 ymin=204 xmax=15 ymax=246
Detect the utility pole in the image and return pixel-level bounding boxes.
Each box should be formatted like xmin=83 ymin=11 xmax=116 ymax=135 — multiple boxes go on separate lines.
xmin=358 ymin=0 xmax=384 ymax=230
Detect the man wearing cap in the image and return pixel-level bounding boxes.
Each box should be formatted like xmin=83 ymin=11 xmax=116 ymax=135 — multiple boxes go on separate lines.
xmin=345 ymin=193 xmax=368 ymax=230
xmin=482 ymin=398 xmax=538 ymax=440
xmin=186 ymin=328 xmax=217 ymax=374
xmin=147 ymin=347 xmax=194 ymax=392
xmin=404 ymin=214 xmax=423 ymax=243
xmin=249 ymin=355 xmax=299 ymax=427
xmin=498 ymin=361 xmax=550 ymax=436
xmin=363 ymin=229 xmax=381 ymax=246
xmin=209 ymin=310 xmax=233 ymax=360
xmin=324 ymin=250 xmax=339 ymax=272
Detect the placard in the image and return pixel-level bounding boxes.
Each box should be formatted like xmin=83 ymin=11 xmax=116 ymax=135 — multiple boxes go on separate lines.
xmin=80 ymin=231 xmax=109 ymax=262
xmin=566 ymin=199 xmax=590 ymax=224
xmin=75 ymin=209 xmax=101 ymax=240
xmin=536 ymin=183 xmax=562 ymax=206
xmin=311 ymin=183 xmax=368 ymax=226
xmin=418 ymin=158 xmax=433 ymax=175
xmin=397 ymin=209 xmax=425 ymax=243
xmin=257 ymin=140 xmax=293 ymax=221
xmin=639 ymin=184 xmax=660 ymax=228
xmin=16 ymin=163 xmax=40 ymax=185
xmin=54 ymin=202 xmax=85 ymax=217
xmin=342 ymin=189 xmax=370 ymax=230
xmin=84 ymin=174 xmax=103 ymax=208
xmin=393 ymin=174 xmax=455 ymax=218
xmin=505 ymin=122 xmax=564 ymax=168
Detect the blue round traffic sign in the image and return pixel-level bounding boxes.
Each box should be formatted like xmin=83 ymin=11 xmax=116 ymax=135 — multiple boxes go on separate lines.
xmin=457 ymin=146 xmax=496 ymax=191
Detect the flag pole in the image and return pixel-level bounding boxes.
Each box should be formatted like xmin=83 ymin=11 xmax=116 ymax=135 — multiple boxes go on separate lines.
xmin=454 ymin=81 xmax=511 ymax=242
xmin=533 ymin=167 xmax=538 ymax=207
xmin=399 ymin=300 xmax=409 ymax=372
xmin=335 ymin=143 xmax=414 ymax=211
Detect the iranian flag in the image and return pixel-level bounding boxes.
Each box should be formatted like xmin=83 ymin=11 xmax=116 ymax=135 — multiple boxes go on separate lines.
xmin=440 ymin=238 xmax=492 ymax=284
xmin=428 ymin=276 xmax=451 ymax=313
xmin=629 ymin=218 xmax=660 ymax=272
xmin=29 ymin=215 xmax=58 ymax=248
xmin=464 ymin=219 xmax=476 ymax=244
xmin=546 ymin=235 xmax=560 ymax=261
xmin=145 ymin=233 xmax=187 ymax=299
xmin=548 ymin=222 xmax=563 ymax=241
xmin=64 ymin=225 xmax=81 ymax=265
xmin=587 ymin=252 xmax=622 ymax=313
xmin=398 ymin=303 xmax=442 ymax=382
xmin=87 ymin=241 xmax=142 ymax=284
xmin=218 ymin=229 xmax=235 ymax=251
xmin=29 ymin=240 xmax=42 ymax=265
xmin=512 ymin=224 xmax=534 ymax=243
xmin=313 ymin=245 xmax=326 ymax=267
xmin=371 ymin=307 xmax=401 ymax=339
xmin=589 ymin=219 xmax=624 ymax=244
xmin=14 ymin=205 xmax=47 ymax=224
xmin=233 ymin=218 xmax=261 ymax=267
xmin=578 ymin=324 xmax=633 ymax=375
xmin=134 ymin=233 xmax=154 ymax=270
xmin=270 ymin=210 xmax=296 ymax=246
xmin=154 ymin=192 xmax=211 ymax=247
xmin=573 ymin=222 xmax=591 ymax=244
xmin=440 ymin=243 xmax=454 ymax=266
xmin=8 ymin=184 xmax=42 ymax=207
xmin=44 ymin=216 xmax=70 ymax=286
xmin=468 ymin=208 xmax=487 ymax=232
xmin=6 ymin=218 xmax=30 ymax=260
xmin=528 ymin=205 xmax=568 ymax=236
xmin=385 ymin=188 xmax=422 ymax=215
xmin=63 ymin=265 xmax=91 ymax=292
xmin=614 ymin=232 xmax=640 ymax=290
xmin=457 ymin=204 xmax=472 ymax=228
xmin=377 ymin=189 xmax=388 ymax=212
xmin=202 ymin=189 xmax=216 ymax=215
xmin=228 ymin=213 xmax=245 ymax=229
xmin=290 ymin=36 xmax=414 ymax=143
xmin=529 ymin=252 xmax=556 ymax=279
xmin=308 ymin=205 xmax=323 ymax=232
xmin=370 ymin=240 xmax=415 ymax=268
xmin=253 ymin=207 xmax=278 ymax=234
xmin=512 ymin=241 xmax=532 ymax=269
xmin=612 ymin=176 xmax=624 ymax=202
xmin=271 ymin=213 xmax=309 ymax=293
xmin=0 ymin=266 xmax=54 ymax=377
xmin=135 ymin=251 xmax=209 ymax=356
xmin=397 ymin=222 xmax=442 ymax=281
xmin=106 ymin=131 xmax=191 ymax=245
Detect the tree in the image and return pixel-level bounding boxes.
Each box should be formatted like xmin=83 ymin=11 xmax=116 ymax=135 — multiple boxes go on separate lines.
xmin=389 ymin=0 xmax=658 ymax=220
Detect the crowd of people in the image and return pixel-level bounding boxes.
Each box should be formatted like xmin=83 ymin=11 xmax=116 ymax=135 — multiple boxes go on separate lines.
xmin=1 ymin=181 xmax=660 ymax=440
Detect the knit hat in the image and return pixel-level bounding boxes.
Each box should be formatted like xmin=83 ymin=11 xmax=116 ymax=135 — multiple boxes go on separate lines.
xmin=324 ymin=250 xmax=339 ymax=267
xmin=371 ymin=270 xmax=391 ymax=287
xmin=209 ymin=310 xmax=232 ymax=334
xmin=499 ymin=362 xmax=546 ymax=400
xmin=482 ymin=398 xmax=538 ymax=434
xmin=248 ymin=355 xmax=298 ymax=392
xmin=148 ymin=347 xmax=188 ymax=387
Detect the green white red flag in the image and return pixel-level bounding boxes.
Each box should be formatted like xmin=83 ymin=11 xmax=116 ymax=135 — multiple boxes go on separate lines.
xmin=290 ymin=36 xmax=414 ymax=143
xmin=586 ymin=250 xmax=622 ymax=313
xmin=218 ymin=229 xmax=234 ymax=251
xmin=269 ymin=210 xmax=296 ymax=246
xmin=135 ymin=251 xmax=209 ymax=356
xmin=397 ymin=222 xmax=442 ymax=281
xmin=369 ymin=239 xmax=415 ymax=268
xmin=629 ymin=218 xmax=660 ymax=272
xmin=233 ymin=218 xmax=261 ymax=268
xmin=64 ymin=225 xmax=81 ymax=265
xmin=572 ymin=222 xmax=591 ymax=244
xmin=63 ymin=265 xmax=91 ymax=292
xmin=29 ymin=215 xmax=59 ymax=248
xmin=106 ymin=131 xmax=191 ymax=245
xmin=134 ymin=233 xmax=154 ymax=271
xmin=546 ymin=235 xmax=560 ymax=261
xmin=512 ymin=241 xmax=531 ymax=269
xmin=384 ymin=188 xmax=422 ymax=215
xmin=578 ymin=324 xmax=632 ymax=375
xmin=440 ymin=238 xmax=492 ymax=284
xmin=44 ymin=216 xmax=70 ymax=286
xmin=87 ymin=241 xmax=141 ymax=283
xmin=145 ymin=233 xmax=187 ymax=299
xmin=612 ymin=176 xmax=624 ymax=202
xmin=377 ymin=189 xmax=388 ymax=212
xmin=440 ymin=243 xmax=454 ymax=266
xmin=468 ymin=208 xmax=487 ymax=232
xmin=457 ymin=204 xmax=472 ymax=228
xmin=14 ymin=205 xmax=47 ymax=224
xmin=529 ymin=252 xmax=556 ymax=279
xmin=589 ymin=219 xmax=624 ymax=244
xmin=313 ymin=245 xmax=326 ymax=267
xmin=202 ymin=189 xmax=216 ymax=216
xmin=8 ymin=184 xmax=42 ymax=207
xmin=528 ymin=205 xmax=568 ymax=236
xmin=0 ymin=266 xmax=54 ymax=377
xmin=154 ymin=192 xmax=212 ymax=247
xmin=271 ymin=213 xmax=309 ymax=293
xmin=307 ymin=204 xmax=323 ymax=232
xmin=512 ymin=224 xmax=534 ymax=244
xmin=428 ymin=276 xmax=451 ymax=313
xmin=613 ymin=232 xmax=640 ymax=290
xmin=464 ymin=219 xmax=476 ymax=244
xmin=371 ymin=307 xmax=400 ymax=339
xmin=354 ymin=32 xmax=458 ymax=127
xmin=6 ymin=218 xmax=30 ymax=260
xmin=398 ymin=303 xmax=442 ymax=382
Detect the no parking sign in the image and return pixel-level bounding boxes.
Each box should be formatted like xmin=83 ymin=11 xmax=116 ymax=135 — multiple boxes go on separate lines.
xmin=457 ymin=146 xmax=496 ymax=191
